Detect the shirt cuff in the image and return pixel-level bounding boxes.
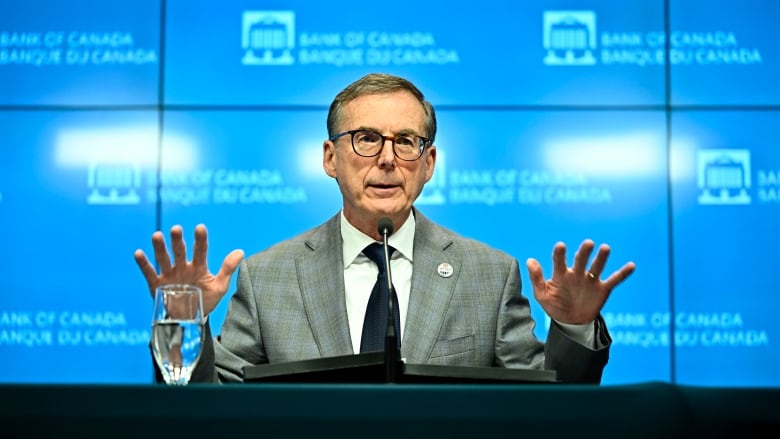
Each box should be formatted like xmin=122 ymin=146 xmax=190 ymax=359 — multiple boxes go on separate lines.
xmin=555 ymin=317 xmax=610 ymax=350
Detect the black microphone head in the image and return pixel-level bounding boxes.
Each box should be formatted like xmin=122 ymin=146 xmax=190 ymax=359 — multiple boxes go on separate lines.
xmin=377 ymin=217 xmax=394 ymax=236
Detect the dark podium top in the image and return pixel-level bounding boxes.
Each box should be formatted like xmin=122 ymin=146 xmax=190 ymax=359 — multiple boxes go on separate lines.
xmin=241 ymin=351 xmax=559 ymax=384
xmin=2 ymin=382 xmax=779 ymax=438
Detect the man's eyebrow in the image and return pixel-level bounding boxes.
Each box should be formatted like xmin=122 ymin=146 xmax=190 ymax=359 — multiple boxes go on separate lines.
xmin=353 ymin=127 xmax=424 ymax=136
xmin=395 ymin=128 xmax=421 ymax=136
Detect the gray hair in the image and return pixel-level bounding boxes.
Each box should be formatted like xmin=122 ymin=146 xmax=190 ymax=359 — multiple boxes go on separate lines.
xmin=326 ymin=73 xmax=437 ymax=143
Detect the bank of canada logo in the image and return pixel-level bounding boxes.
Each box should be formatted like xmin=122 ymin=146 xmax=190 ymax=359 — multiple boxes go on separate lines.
xmin=417 ymin=150 xmax=446 ymax=205
xmin=86 ymin=163 xmax=141 ymax=205
xmin=543 ymin=11 xmax=597 ymax=66
xmin=697 ymin=149 xmax=751 ymax=205
xmin=241 ymin=11 xmax=295 ymax=66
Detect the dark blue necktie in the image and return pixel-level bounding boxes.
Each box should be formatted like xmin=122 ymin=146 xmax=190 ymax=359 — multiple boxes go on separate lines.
xmin=360 ymin=243 xmax=401 ymax=353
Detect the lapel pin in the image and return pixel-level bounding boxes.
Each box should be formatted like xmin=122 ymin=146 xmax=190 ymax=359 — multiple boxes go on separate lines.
xmin=437 ymin=262 xmax=453 ymax=278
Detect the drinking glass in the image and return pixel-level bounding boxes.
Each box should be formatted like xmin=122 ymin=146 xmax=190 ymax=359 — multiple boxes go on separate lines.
xmin=151 ymin=284 xmax=205 ymax=385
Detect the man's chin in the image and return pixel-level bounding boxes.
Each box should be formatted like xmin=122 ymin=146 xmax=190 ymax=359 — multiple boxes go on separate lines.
xmin=357 ymin=208 xmax=403 ymax=225
xmin=369 ymin=200 xmax=404 ymax=214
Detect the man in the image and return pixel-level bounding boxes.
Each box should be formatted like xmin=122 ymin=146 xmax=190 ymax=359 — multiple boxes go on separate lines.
xmin=134 ymin=73 xmax=636 ymax=384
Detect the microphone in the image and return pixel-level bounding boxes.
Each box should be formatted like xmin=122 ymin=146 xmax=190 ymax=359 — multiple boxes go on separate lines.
xmin=377 ymin=216 xmax=399 ymax=382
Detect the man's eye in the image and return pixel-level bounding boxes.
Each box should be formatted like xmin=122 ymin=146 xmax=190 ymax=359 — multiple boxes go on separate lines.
xmin=395 ymin=137 xmax=415 ymax=147
xmin=357 ymin=131 xmax=382 ymax=143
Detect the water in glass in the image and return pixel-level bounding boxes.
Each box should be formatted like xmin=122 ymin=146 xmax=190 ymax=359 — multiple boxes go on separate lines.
xmin=152 ymin=319 xmax=204 ymax=385
xmin=151 ymin=284 xmax=204 ymax=385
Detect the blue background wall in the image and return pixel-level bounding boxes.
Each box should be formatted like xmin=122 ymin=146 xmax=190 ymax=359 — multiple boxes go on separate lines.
xmin=1 ymin=0 xmax=777 ymax=386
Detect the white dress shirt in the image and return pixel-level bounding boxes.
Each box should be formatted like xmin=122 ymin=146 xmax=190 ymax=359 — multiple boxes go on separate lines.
xmin=341 ymin=211 xmax=415 ymax=353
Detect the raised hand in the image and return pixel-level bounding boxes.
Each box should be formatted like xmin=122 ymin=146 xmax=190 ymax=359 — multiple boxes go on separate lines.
xmin=526 ymin=239 xmax=635 ymax=325
xmin=134 ymin=224 xmax=244 ymax=316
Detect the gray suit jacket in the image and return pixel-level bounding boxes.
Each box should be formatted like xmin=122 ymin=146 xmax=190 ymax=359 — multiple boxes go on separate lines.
xmin=191 ymin=209 xmax=609 ymax=383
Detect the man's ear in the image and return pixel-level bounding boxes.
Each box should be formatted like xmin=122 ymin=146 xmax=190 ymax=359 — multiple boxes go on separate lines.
xmin=323 ymin=140 xmax=337 ymax=178
xmin=424 ymin=145 xmax=437 ymax=182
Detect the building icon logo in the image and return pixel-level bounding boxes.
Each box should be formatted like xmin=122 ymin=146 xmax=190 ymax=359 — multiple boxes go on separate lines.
xmin=697 ymin=149 xmax=751 ymax=205
xmin=86 ymin=163 xmax=142 ymax=205
xmin=543 ymin=11 xmax=597 ymax=66
xmin=241 ymin=11 xmax=295 ymax=66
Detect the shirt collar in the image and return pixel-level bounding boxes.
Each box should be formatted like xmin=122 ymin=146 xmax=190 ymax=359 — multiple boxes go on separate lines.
xmin=341 ymin=210 xmax=415 ymax=268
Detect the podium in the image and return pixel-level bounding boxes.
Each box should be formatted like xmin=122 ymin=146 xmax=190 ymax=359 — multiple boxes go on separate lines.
xmin=243 ymin=352 xmax=559 ymax=384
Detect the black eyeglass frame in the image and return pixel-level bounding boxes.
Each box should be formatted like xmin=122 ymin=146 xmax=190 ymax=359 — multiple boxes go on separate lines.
xmin=329 ymin=129 xmax=431 ymax=161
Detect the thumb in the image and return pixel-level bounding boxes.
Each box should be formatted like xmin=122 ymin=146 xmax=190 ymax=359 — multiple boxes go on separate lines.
xmin=525 ymin=258 xmax=547 ymax=296
xmin=217 ymin=249 xmax=245 ymax=285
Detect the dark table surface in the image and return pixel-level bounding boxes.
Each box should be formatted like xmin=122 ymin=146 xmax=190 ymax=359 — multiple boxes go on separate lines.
xmin=1 ymin=382 xmax=778 ymax=438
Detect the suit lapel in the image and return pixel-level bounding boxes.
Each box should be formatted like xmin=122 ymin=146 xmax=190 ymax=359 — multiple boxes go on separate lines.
xmin=296 ymin=215 xmax=354 ymax=357
xmin=403 ymin=212 xmax=461 ymax=364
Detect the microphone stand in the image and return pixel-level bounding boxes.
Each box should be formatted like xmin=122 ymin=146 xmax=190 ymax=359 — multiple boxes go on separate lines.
xmin=379 ymin=220 xmax=399 ymax=383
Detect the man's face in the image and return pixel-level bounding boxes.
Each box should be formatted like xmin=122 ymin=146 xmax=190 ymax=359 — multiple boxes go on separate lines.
xmin=323 ymin=90 xmax=436 ymax=238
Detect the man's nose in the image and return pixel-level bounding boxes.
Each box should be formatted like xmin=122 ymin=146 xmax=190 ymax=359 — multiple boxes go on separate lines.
xmin=377 ymin=138 xmax=397 ymax=164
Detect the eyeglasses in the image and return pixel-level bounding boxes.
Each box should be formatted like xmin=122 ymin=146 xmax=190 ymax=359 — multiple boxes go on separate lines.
xmin=329 ymin=129 xmax=430 ymax=161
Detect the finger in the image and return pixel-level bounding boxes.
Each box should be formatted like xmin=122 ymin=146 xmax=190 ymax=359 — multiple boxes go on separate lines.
xmin=192 ymin=224 xmax=208 ymax=266
xmin=134 ymin=249 xmax=160 ymax=296
xmin=572 ymin=239 xmax=595 ymax=274
xmin=603 ymin=262 xmax=637 ymax=291
xmin=552 ymin=242 xmax=568 ymax=276
xmin=151 ymin=231 xmax=172 ymax=272
xmin=170 ymin=225 xmax=188 ymax=266
xmin=526 ymin=258 xmax=547 ymax=297
xmin=587 ymin=244 xmax=611 ymax=277
xmin=216 ymin=249 xmax=245 ymax=286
